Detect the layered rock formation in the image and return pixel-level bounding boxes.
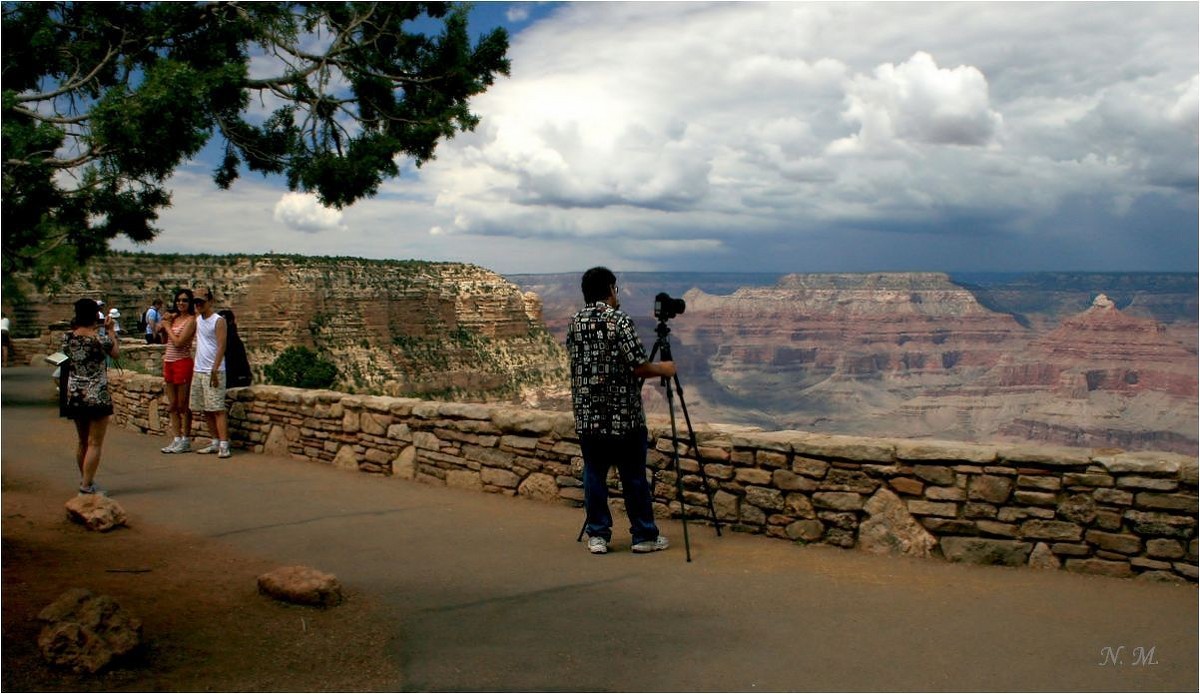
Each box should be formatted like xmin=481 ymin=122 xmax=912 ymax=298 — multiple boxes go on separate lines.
xmin=984 ymin=294 xmax=1198 ymax=452
xmin=516 ymin=272 xmax=1196 ymax=455
xmin=11 ymin=254 xmax=567 ymax=404
xmin=661 ymin=273 xmax=1026 ymax=429
xmin=15 ymin=261 xmax=1195 ymax=453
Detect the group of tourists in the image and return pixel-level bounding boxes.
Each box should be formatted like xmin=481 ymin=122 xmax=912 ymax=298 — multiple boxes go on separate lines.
xmin=59 ymin=286 xmax=247 ymax=496
xmin=58 ymin=265 xmax=673 ymax=559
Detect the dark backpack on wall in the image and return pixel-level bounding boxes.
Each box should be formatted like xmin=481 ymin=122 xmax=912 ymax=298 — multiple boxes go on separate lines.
xmin=219 ymin=310 xmax=253 ymax=388
xmin=226 ymin=333 xmax=252 ymax=387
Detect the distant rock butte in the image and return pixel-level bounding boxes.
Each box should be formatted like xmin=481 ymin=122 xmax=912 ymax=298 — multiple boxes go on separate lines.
xmin=997 ymin=293 xmax=1197 ymax=399
xmin=677 ymin=272 xmax=1026 ymax=380
xmin=645 ymin=273 xmax=1196 ymax=455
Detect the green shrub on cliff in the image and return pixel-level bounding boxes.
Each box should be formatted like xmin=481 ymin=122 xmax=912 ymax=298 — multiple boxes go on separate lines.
xmin=264 ymin=347 xmax=338 ymax=389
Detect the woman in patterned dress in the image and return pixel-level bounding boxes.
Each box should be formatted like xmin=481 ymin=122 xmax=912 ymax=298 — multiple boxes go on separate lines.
xmin=60 ymin=298 xmax=120 ymax=494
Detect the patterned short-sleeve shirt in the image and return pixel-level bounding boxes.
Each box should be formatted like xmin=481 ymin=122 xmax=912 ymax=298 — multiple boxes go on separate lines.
xmin=566 ymin=302 xmax=649 ymax=436
xmin=61 ymin=331 xmax=114 ymax=409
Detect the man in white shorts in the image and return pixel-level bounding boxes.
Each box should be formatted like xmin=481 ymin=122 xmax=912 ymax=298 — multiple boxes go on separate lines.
xmin=190 ymin=287 xmax=231 ymax=459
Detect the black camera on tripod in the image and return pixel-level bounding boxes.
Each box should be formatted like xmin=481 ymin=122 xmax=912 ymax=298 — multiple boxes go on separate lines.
xmin=654 ymin=292 xmax=686 ymax=321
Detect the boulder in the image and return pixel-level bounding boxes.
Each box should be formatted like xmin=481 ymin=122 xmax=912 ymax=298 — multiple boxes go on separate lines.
xmin=65 ymin=494 xmax=128 ymax=532
xmin=857 ymin=488 xmax=937 ymax=558
xmin=37 ymin=588 xmax=142 ymax=673
xmin=257 ymin=566 xmax=343 ymax=607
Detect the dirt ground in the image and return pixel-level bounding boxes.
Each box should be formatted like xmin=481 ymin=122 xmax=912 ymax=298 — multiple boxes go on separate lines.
xmin=1 ymin=474 xmax=403 ymax=692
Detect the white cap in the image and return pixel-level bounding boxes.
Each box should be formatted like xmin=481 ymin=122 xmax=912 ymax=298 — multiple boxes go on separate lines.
xmin=108 ymin=307 xmax=121 ymax=318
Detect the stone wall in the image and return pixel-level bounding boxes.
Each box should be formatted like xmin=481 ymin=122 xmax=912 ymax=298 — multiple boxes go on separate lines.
xmin=109 ymin=372 xmax=1198 ymax=583
xmin=11 ymin=334 xmax=159 ymax=371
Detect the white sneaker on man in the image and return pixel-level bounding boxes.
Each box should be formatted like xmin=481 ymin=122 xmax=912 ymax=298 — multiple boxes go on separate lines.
xmin=195 ymin=442 xmax=219 ymax=454
xmin=631 ymin=536 xmax=670 ymax=553
xmin=586 ymin=536 xmax=609 ymax=555
xmin=160 ymin=439 xmax=181 ymax=454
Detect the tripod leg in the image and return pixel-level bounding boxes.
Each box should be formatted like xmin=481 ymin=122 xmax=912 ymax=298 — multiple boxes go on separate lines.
xmin=665 ymin=381 xmax=693 ymax=562
xmin=672 ymin=374 xmax=723 ymax=536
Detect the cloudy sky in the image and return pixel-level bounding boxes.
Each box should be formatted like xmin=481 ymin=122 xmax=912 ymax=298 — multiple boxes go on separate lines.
xmin=113 ymin=2 xmax=1199 ymax=274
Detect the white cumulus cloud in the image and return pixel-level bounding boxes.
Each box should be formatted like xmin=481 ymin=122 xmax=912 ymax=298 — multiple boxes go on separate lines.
xmin=131 ymin=2 xmax=1198 ymax=274
xmin=273 ymin=192 xmax=346 ymax=234
xmin=834 ymin=51 xmax=1003 ymax=151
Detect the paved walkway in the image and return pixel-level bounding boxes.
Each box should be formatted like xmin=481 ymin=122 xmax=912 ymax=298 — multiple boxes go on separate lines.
xmin=2 ymin=366 xmax=1196 ymax=691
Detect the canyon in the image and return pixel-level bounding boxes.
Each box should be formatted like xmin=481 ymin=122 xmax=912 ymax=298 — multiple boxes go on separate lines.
xmin=513 ymin=271 xmax=1198 ymax=455
xmin=7 ymin=257 xmax=1196 ymax=454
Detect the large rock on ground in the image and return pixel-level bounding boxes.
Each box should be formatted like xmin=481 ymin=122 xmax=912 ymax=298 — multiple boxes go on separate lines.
xmin=37 ymin=588 xmax=142 ymax=673
xmin=857 ymin=488 xmax=937 ymax=558
xmin=257 ymin=566 xmax=343 ymax=607
xmin=65 ymin=494 xmax=128 ymax=532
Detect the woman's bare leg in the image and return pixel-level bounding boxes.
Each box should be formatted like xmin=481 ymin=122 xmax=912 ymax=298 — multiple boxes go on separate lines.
xmin=73 ymin=417 xmax=89 ymax=477
xmin=165 ymin=382 xmax=180 ymax=438
xmin=80 ymin=416 xmax=110 ymax=487
xmin=179 ymin=382 xmax=193 ymax=438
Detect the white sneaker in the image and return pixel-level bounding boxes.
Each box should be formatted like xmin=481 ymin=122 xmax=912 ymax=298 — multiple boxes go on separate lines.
xmin=176 ymin=438 xmax=192 ymax=453
xmin=195 ymin=443 xmax=218 ymax=454
xmin=631 ymin=536 xmax=669 ymax=553
xmin=160 ymin=440 xmax=181 ymax=454
xmin=587 ymin=536 xmax=609 ymax=555
xmin=218 ymin=446 xmax=231 ymax=459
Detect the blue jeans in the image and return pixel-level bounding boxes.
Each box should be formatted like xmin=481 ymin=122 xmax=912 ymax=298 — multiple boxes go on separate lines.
xmin=580 ymin=427 xmax=659 ymax=544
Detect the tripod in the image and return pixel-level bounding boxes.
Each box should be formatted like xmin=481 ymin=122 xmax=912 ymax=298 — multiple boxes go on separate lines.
xmin=575 ymin=319 xmax=723 ymax=562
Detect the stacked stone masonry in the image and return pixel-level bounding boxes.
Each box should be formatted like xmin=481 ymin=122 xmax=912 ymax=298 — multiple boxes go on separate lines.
xmin=110 ymin=372 xmax=1198 ymax=582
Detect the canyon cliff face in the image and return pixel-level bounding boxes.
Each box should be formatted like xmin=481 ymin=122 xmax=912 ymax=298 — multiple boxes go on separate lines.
xmin=515 ymin=272 xmax=1198 ymax=455
xmin=661 ymin=272 xmax=1029 ymax=433
xmin=982 ymin=294 xmax=1198 ymax=452
xmin=12 ymin=254 xmax=567 ymax=404
xmin=17 ymin=261 xmax=1195 ymax=453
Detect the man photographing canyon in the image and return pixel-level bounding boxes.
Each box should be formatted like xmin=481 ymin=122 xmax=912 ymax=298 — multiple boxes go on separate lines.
xmin=566 ymin=267 xmax=675 ymax=555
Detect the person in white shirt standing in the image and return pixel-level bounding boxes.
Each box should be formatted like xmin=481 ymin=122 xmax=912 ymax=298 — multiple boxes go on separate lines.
xmin=189 ymin=287 xmax=231 ymax=459
xmin=1 ymin=313 xmax=11 ymax=366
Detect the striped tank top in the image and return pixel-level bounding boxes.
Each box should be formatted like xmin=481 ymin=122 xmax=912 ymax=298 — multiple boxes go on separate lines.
xmin=164 ymin=316 xmax=194 ymax=362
